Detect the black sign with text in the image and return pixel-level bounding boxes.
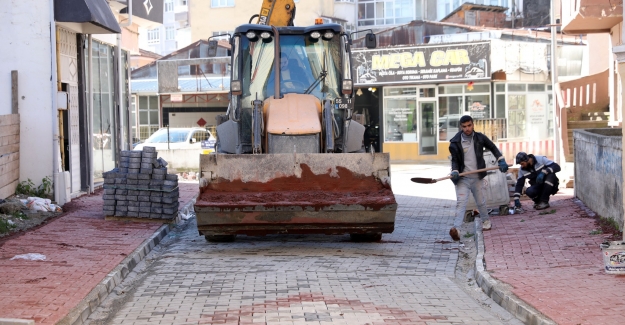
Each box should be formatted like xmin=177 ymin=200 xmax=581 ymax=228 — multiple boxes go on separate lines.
xmin=353 ymin=42 xmax=490 ymax=86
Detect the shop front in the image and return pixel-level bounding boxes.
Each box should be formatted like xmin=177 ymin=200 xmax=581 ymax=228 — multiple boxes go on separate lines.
xmin=353 ymin=41 xmax=553 ymax=162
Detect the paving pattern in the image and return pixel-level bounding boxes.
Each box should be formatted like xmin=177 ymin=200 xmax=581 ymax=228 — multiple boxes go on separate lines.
xmin=484 ymin=192 xmax=625 ymax=325
xmin=92 ymin=165 xmax=521 ymax=325
xmin=0 ymin=182 xmax=198 ymax=325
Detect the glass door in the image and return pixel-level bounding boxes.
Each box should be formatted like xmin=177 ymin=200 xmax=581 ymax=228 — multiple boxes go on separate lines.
xmin=418 ymin=101 xmax=437 ymax=155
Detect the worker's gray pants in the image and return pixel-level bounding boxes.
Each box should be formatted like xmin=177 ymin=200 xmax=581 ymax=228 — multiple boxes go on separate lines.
xmin=454 ymin=177 xmax=489 ymax=228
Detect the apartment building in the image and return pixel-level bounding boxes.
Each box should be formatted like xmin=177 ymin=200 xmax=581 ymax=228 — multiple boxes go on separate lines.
xmin=139 ymin=0 xmax=192 ymax=55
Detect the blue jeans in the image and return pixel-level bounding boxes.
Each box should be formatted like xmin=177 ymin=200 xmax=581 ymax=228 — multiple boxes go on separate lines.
xmin=454 ymin=177 xmax=489 ymax=227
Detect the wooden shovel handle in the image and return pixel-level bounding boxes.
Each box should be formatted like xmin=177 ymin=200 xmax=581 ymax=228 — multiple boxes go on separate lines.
xmin=437 ymin=165 xmax=507 ymax=182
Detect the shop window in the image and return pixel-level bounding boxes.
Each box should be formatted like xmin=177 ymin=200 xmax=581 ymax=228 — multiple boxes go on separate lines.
xmin=466 ymin=94 xmax=490 ymax=119
xmin=419 ymin=88 xmax=436 ymax=97
xmin=465 ymin=84 xmax=490 ymax=93
xmin=384 ymin=87 xmax=416 ymax=96
xmin=508 ymin=84 xmax=526 ymax=92
xmin=528 ymin=84 xmax=545 ymax=92
xmin=508 ymin=95 xmax=526 ymax=138
xmin=438 ymin=96 xmax=463 ymax=141
xmin=438 ymin=85 xmax=463 ymax=94
xmin=495 ymin=94 xmax=505 ymax=119
xmin=384 ymin=97 xmax=416 ymax=142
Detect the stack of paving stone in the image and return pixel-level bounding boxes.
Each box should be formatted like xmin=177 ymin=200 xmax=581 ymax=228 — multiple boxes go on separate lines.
xmin=102 ymin=146 xmax=179 ymax=220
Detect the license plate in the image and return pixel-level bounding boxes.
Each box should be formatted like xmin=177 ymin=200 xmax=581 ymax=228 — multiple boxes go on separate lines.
xmin=335 ymin=97 xmax=353 ymax=110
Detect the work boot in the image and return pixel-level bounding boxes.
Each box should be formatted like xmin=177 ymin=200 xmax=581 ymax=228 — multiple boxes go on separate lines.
xmin=535 ymin=201 xmax=550 ymax=210
xmin=482 ymin=220 xmax=492 ymax=230
xmin=449 ymin=227 xmax=460 ymax=241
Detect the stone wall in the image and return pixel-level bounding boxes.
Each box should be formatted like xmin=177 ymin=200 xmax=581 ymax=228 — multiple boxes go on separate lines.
xmin=574 ymin=128 xmax=623 ymax=230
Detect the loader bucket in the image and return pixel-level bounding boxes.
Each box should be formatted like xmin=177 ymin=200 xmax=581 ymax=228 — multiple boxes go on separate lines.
xmin=195 ymin=153 xmax=397 ymax=239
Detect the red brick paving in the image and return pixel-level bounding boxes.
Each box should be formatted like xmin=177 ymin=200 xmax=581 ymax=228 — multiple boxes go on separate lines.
xmin=484 ymin=190 xmax=625 ymax=325
xmin=0 ymin=182 xmax=197 ymax=324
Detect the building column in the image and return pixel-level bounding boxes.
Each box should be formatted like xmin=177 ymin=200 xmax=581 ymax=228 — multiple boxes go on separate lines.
xmin=612 ymin=45 xmax=625 ymax=239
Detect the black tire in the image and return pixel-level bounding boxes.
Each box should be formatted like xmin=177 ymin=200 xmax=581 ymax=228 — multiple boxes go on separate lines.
xmin=350 ymin=233 xmax=382 ymax=242
xmin=205 ymin=235 xmax=236 ymax=242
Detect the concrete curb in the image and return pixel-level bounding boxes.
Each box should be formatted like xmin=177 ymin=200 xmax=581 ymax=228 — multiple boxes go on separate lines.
xmin=56 ymin=197 xmax=197 ymax=325
xmin=472 ymin=219 xmax=556 ymax=325
xmin=0 ymin=319 xmax=35 ymax=325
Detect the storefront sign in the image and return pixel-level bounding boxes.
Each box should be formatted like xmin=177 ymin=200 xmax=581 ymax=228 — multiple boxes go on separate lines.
xmin=353 ymin=42 xmax=490 ymax=86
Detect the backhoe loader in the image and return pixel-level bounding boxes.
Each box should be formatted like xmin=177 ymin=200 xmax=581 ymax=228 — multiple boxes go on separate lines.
xmin=194 ymin=0 xmax=397 ymax=242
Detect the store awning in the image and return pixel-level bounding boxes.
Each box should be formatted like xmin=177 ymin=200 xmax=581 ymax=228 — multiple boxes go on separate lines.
xmin=55 ymin=0 xmax=121 ymax=34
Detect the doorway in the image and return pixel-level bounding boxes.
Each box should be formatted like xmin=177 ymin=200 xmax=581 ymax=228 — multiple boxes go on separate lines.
xmin=418 ymin=101 xmax=437 ymax=155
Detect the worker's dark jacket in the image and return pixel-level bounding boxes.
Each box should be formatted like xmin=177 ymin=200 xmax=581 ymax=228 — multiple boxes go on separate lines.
xmin=449 ymin=131 xmax=503 ymax=182
xmin=513 ymin=154 xmax=561 ymax=198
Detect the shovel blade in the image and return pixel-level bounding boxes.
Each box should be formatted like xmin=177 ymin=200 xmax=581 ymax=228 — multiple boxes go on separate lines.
xmin=410 ymin=177 xmax=437 ymax=184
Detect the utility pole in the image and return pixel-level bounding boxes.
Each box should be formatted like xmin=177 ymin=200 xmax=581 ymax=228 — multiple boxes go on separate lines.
xmin=550 ymin=0 xmax=560 ymax=164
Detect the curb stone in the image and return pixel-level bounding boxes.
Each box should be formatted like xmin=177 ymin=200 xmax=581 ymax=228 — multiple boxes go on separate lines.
xmin=56 ymin=197 xmax=197 ymax=325
xmin=0 ymin=319 xmax=35 ymax=325
xmin=473 ymin=218 xmax=557 ymax=325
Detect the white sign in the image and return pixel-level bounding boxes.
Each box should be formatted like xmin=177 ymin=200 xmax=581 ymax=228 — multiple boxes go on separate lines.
xmin=526 ymin=94 xmax=547 ymax=140
xmin=170 ymin=94 xmax=183 ymax=102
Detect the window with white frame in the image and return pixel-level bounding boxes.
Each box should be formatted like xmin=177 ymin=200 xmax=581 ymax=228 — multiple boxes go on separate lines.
xmin=137 ymin=96 xmax=160 ymax=141
xmin=211 ymin=0 xmax=234 ymax=7
xmin=357 ymin=0 xmax=418 ymax=27
xmin=147 ymin=28 xmax=160 ymax=44
xmin=181 ymin=0 xmax=187 ymax=5
xmin=383 ymin=87 xmax=417 ymax=142
xmin=165 ymin=0 xmax=174 ymax=12
xmin=166 ymin=26 xmax=175 ymax=40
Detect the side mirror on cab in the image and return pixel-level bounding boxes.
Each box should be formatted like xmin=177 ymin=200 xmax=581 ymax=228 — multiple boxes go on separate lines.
xmin=365 ymin=33 xmax=377 ymax=49
xmin=208 ymin=40 xmax=218 ymax=57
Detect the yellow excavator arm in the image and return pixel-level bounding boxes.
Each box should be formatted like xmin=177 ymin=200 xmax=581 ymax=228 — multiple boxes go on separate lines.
xmin=257 ymin=0 xmax=296 ymax=26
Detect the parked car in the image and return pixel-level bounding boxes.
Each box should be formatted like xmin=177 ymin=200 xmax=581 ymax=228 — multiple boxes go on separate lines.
xmin=133 ymin=127 xmax=215 ymax=152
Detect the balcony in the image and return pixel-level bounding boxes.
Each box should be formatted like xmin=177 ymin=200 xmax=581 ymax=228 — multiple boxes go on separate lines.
xmin=561 ymin=0 xmax=622 ymax=34
xmin=175 ymin=11 xmax=189 ymax=25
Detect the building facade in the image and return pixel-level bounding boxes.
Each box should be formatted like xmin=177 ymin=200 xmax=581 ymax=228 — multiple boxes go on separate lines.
xmin=0 ymin=0 xmax=162 ymax=203
xmin=352 ymin=25 xmax=586 ymax=162
xmin=139 ymin=0 xmax=192 ymax=55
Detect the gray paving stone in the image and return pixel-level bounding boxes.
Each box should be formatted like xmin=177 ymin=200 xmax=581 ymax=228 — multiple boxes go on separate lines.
xmin=86 ymin=165 xmax=523 ymax=325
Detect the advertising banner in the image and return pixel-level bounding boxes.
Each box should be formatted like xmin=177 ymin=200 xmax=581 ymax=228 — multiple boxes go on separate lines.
xmin=353 ymin=42 xmax=491 ymax=86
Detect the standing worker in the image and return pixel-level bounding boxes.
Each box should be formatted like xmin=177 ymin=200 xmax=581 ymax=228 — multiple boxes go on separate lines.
xmin=512 ymin=152 xmax=560 ymax=211
xmin=449 ymin=115 xmax=508 ymax=241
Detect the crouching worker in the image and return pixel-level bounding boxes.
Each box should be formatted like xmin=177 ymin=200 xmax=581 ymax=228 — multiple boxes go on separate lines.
xmin=513 ymin=152 xmax=560 ymax=210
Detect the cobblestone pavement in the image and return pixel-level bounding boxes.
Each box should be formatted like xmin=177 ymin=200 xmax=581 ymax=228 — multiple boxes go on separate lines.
xmin=86 ymin=164 xmax=522 ymax=325
xmin=0 ymin=182 xmax=198 ymax=325
xmin=484 ymin=192 xmax=625 ymax=325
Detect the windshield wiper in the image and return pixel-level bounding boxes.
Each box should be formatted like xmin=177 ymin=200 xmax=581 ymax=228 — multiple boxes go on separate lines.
xmin=305 ymin=51 xmax=328 ymax=95
xmin=304 ymin=70 xmax=327 ymax=94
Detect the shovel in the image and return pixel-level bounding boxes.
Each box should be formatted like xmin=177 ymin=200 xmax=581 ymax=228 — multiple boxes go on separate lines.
xmin=411 ymin=165 xmax=508 ymax=184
